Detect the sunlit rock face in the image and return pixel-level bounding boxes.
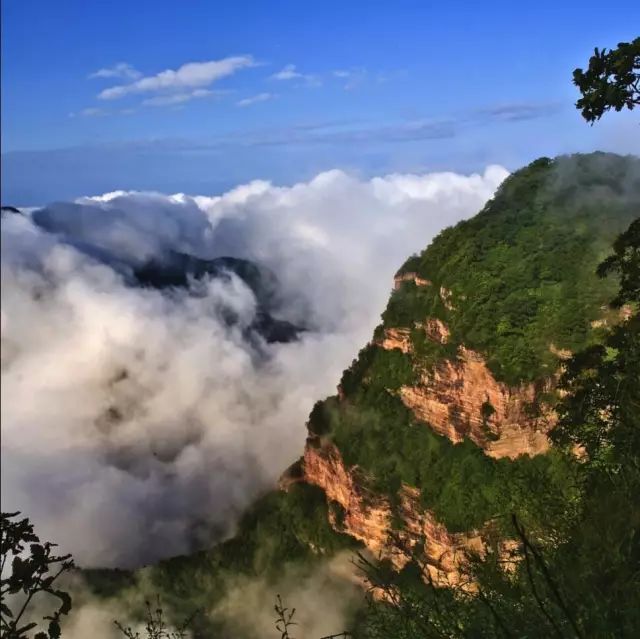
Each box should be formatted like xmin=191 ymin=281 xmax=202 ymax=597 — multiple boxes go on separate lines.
xmin=297 ymin=438 xmax=514 ymax=588
xmin=395 ymin=343 xmax=555 ymax=460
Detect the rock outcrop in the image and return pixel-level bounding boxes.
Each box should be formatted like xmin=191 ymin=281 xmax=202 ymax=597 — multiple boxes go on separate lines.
xmin=378 ymin=318 xmax=449 ymax=353
xmin=439 ymin=286 xmax=455 ymax=311
xmin=298 ymin=438 xmax=512 ymax=587
xmin=378 ymin=313 xmax=555 ymax=459
xmin=380 ymin=327 xmax=412 ymax=353
xmin=422 ymin=317 xmax=450 ymax=344
xmin=393 ymin=272 xmax=431 ymax=290
xmin=397 ymin=345 xmax=554 ymax=459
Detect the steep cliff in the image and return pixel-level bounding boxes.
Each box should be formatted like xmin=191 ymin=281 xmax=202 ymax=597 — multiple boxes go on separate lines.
xmin=292 ymin=152 xmax=639 ymax=579
xmin=298 ymin=438 xmax=509 ymax=588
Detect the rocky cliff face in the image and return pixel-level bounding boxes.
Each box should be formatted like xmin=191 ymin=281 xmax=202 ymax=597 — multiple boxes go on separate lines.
xmin=379 ymin=313 xmax=555 ymax=459
xmin=291 ymin=285 xmax=557 ymax=582
xmin=296 ymin=436 xmax=522 ymax=589
xmin=380 ymin=327 xmax=413 ymax=353
xmin=394 ymin=343 xmax=555 ymax=459
xmin=299 ymin=438 xmax=490 ymax=587
xmin=393 ymin=272 xmax=431 ymax=290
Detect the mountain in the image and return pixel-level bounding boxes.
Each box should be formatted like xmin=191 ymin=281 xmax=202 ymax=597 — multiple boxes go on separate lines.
xmin=81 ymin=153 xmax=640 ymax=637
xmin=131 ymin=252 xmax=303 ymax=343
xmin=1 ymin=205 xmax=22 ymax=216
xmin=30 ymin=201 xmax=303 ymax=345
xmin=290 ymin=152 xmax=638 ymax=584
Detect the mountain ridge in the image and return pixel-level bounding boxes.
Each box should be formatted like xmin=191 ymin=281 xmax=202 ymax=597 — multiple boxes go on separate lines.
xmin=80 ymin=152 xmax=640 ymax=637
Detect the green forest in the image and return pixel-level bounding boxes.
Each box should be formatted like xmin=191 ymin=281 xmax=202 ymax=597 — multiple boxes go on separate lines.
xmin=386 ymin=153 xmax=639 ymax=384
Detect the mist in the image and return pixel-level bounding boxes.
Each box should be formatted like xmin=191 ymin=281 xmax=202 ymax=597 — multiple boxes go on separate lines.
xmin=214 ymin=551 xmax=364 ymax=638
xmin=0 ymin=165 xmax=508 ymax=568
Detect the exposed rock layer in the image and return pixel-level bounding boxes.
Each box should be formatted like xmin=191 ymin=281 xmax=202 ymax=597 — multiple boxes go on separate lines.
xmin=380 ymin=327 xmax=412 ymax=353
xmin=398 ymin=345 xmax=554 ymax=459
xmin=300 ymin=439 xmax=493 ymax=586
xmin=380 ymin=318 xmax=555 ymax=459
xmin=393 ymin=272 xmax=431 ymax=290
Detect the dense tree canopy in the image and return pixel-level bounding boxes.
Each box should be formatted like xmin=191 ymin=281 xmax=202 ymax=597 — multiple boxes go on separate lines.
xmin=389 ymin=153 xmax=639 ymax=385
xmin=355 ymin=214 xmax=640 ymax=638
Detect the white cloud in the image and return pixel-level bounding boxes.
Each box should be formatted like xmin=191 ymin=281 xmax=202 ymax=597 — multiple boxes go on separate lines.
xmin=81 ymin=107 xmax=107 ymax=117
xmin=98 ymin=55 xmax=255 ymax=100
xmin=0 ymin=165 xmax=508 ymax=567
xmin=270 ymin=64 xmax=303 ymax=81
xmin=236 ymin=92 xmax=274 ymax=107
xmin=89 ymin=63 xmax=142 ymax=80
xmin=142 ymin=88 xmax=215 ymax=107
xmin=270 ymin=63 xmax=321 ymax=87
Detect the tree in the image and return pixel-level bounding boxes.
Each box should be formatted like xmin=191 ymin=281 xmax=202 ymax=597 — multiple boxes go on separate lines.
xmin=0 ymin=513 xmax=74 ymax=639
xmin=573 ymin=37 xmax=640 ymax=122
xmin=596 ymin=217 xmax=640 ymax=308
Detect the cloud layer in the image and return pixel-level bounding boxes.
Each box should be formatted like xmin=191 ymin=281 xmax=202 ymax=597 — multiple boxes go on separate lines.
xmin=0 ymin=165 xmax=508 ymax=568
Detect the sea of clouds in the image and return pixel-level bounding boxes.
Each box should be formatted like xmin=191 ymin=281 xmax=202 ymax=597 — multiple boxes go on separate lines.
xmin=0 ymin=165 xmax=508 ymax=568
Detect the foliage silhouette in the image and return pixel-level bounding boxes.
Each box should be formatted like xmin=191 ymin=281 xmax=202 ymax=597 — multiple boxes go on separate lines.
xmin=0 ymin=513 xmax=74 ymax=639
xmin=596 ymin=217 xmax=640 ymax=308
xmin=274 ymin=595 xmax=297 ymax=639
xmin=114 ymin=597 xmax=196 ymax=639
xmin=573 ymin=37 xmax=640 ymax=122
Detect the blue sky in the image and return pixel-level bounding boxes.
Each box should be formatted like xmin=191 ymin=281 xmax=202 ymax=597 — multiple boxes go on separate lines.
xmin=2 ymin=0 xmax=639 ymax=204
